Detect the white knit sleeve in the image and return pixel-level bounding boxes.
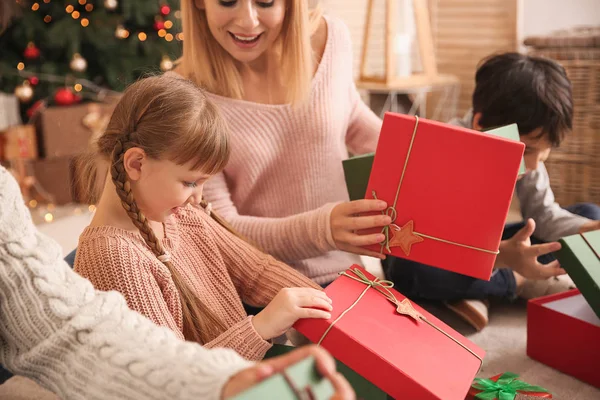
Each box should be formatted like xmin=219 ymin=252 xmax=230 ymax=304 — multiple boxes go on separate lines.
xmin=0 ymin=166 xmax=252 ymax=400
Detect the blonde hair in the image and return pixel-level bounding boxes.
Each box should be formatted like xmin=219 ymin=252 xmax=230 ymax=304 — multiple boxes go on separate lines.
xmin=76 ymin=75 xmax=232 ymax=344
xmin=179 ymin=0 xmax=322 ymax=106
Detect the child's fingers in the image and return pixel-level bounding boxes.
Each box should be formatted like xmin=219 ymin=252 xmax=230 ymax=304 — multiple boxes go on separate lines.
xmin=536 ymin=260 xmax=566 ymax=278
xmin=298 ymin=307 xmax=332 ymax=320
xmin=529 ymin=241 xmax=561 ymax=257
xmin=296 ymin=295 xmax=333 ymax=311
xmin=330 ymin=372 xmax=356 ymax=400
xmin=340 ymin=232 xmax=386 ymax=247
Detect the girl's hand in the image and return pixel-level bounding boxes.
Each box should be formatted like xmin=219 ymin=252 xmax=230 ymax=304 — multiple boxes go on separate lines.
xmin=252 ymin=288 xmax=332 ymax=340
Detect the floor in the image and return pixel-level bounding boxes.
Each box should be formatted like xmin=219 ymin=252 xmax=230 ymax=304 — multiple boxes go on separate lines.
xmin=4 ymin=198 xmax=599 ymax=399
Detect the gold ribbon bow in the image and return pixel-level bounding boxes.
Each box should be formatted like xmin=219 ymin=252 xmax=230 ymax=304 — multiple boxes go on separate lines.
xmin=374 ymin=116 xmax=500 ymax=257
xmin=318 ymin=268 xmax=483 ymax=366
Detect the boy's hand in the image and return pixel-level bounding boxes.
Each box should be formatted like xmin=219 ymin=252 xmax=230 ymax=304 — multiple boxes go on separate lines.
xmin=498 ymin=219 xmax=566 ymax=280
xmin=579 ymin=220 xmax=600 ymax=234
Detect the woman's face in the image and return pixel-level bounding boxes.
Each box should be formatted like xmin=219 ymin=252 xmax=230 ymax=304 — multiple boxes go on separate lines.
xmin=197 ymin=0 xmax=286 ymax=65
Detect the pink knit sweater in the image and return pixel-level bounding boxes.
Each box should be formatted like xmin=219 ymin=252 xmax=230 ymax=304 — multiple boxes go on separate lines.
xmin=201 ymin=16 xmax=383 ymax=284
xmin=74 ymin=205 xmax=319 ymax=361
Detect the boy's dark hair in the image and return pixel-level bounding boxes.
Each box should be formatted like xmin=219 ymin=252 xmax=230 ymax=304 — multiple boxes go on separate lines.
xmin=472 ymin=52 xmax=573 ymax=146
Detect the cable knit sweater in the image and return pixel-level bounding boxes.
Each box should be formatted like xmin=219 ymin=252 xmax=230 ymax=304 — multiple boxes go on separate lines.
xmin=0 ymin=165 xmax=252 ymax=400
xmin=74 ymin=204 xmax=319 ymax=361
xmin=197 ymin=15 xmax=383 ymax=284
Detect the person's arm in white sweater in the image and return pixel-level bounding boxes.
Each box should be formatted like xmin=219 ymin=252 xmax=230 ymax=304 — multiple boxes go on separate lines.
xmin=0 ymin=166 xmax=252 ymax=400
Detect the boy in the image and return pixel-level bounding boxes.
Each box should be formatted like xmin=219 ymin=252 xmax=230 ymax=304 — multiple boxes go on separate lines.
xmin=383 ymin=52 xmax=600 ymax=330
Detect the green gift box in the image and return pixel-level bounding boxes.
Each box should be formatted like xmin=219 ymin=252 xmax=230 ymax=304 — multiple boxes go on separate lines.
xmin=265 ymin=345 xmax=387 ymax=400
xmin=555 ymin=230 xmax=600 ymax=318
xmin=342 ymin=153 xmax=374 ymax=201
xmin=231 ymin=355 xmax=334 ymax=399
xmin=483 ymin=124 xmax=526 ymax=176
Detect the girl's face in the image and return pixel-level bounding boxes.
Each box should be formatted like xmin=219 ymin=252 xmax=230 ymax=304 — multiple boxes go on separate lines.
xmin=125 ymin=150 xmax=210 ymax=222
xmin=197 ymin=0 xmax=286 ymax=65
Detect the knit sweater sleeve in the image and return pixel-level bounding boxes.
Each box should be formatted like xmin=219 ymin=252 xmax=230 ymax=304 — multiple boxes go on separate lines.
xmin=74 ymin=239 xmax=185 ymax=340
xmin=0 ymin=167 xmax=252 ymax=400
xmin=203 ymin=174 xmax=338 ymax=263
xmin=200 ymin=210 xmax=321 ymax=304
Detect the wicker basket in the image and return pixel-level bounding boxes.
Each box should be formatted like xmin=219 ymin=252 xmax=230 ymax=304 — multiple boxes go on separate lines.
xmin=524 ymin=27 xmax=600 ymax=206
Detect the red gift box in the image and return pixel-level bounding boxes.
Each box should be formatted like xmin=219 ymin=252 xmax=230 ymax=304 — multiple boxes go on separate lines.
xmin=466 ymin=372 xmax=551 ymax=399
xmin=363 ymin=113 xmax=524 ymax=280
xmin=294 ymin=265 xmax=485 ymax=399
xmin=527 ymin=289 xmax=600 ymax=388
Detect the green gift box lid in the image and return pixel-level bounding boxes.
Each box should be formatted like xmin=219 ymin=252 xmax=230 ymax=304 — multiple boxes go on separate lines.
xmin=265 ymin=344 xmax=387 ymax=400
xmin=342 ymin=153 xmax=374 ymax=201
xmin=484 ymin=124 xmax=526 ymax=176
xmin=231 ymin=355 xmax=335 ymax=400
xmin=556 ymin=230 xmax=600 ymax=318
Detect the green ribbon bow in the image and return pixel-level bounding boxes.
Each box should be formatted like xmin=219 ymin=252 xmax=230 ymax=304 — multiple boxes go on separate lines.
xmin=472 ymin=372 xmax=549 ymax=400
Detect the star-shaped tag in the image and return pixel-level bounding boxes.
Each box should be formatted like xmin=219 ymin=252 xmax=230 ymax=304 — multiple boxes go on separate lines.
xmin=388 ymin=220 xmax=424 ymax=255
xmin=395 ymin=298 xmax=423 ymax=322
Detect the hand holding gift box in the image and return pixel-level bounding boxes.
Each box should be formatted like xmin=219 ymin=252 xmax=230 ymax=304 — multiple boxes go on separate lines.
xmin=467 ymin=372 xmax=551 ymax=399
xmin=294 ymin=265 xmax=485 ymax=400
xmin=231 ymin=355 xmax=335 ymax=400
xmin=362 ymin=113 xmax=524 ymax=280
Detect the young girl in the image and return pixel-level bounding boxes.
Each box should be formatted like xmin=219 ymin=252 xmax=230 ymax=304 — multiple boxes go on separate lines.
xmin=73 ymin=75 xmax=332 ymax=361
xmin=175 ymin=0 xmax=388 ymax=286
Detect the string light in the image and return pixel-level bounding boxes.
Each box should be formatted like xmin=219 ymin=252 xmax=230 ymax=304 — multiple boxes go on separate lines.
xmin=66 ymin=5 xmax=74 ymax=13
xmin=72 ymin=10 xmax=80 ymax=19
xmin=85 ymin=4 xmax=93 ymax=11
xmin=44 ymin=15 xmax=52 ymax=23
xmin=164 ymin=20 xmax=173 ymax=29
xmin=74 ymin=83 xmax=83 ymax=92
xmin=81 ymin=18 xmax=89 ymax=27
xmin=176 ymin=32 xmax=184 ymax=41
xmin=31 ymin=2 xmax=40 ymax=11
xmin=174 ymin=10 xmax=181 ymax=19
xmin=29 ymin=199 xmax=38 ymax=208
xmin=43 ymin=0 xmax=51 ymax=3
xmin=17 ymin=62 xmax=25 ymax=70
xmin=78 ymin=0 xmax=87 ymax=4
xmin=88 ymin=205 xmax=97 ymax=213
xmin=44 ymin=213 xmax=54 ymax=223
xmin=47 ymin=203 xmax=56 ymax=211
xmin=138 ymin=32 xmax=147 ymax=41
xmin=165 ymin=33 xmax=173 ymax=42
xmin=158 ymin=29 xmax=166 ymax=37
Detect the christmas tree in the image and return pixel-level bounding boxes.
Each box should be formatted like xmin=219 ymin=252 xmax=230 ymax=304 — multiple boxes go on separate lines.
xmin=0 ymin=0 xmax=182 ymax=122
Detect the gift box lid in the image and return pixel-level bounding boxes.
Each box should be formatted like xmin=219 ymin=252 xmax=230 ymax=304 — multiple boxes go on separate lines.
xmin=556 ymin=230 xmax=600 ymax=318
xmin=295 ymin=265 xmax=485 ymax=400
xmin=342 ymin=153 xmax=374 ymax=201
xmin=231 ymin=356 xmax=335 ymax=400
xmin=484 ymin=124 xmax=526 ymax=176
xmin=363 ymin=113 xmax=524 ymax=280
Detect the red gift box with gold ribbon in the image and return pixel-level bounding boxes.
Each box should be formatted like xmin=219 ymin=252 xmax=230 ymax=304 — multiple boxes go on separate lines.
xmin=363 ymin=113 xmax=524 ymax=280
xmin=294 ymin=265 xmax=485 ymax=399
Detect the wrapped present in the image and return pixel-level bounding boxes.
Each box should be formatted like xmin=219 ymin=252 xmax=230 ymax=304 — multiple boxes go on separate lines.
xmin=466 ymin=372 xmax=551 ymax=399
xmin=294 ymin=265 xmax=485 ymax=400
xmin=266 ymin=344 xmax=386 ymax=400
xmin=363 ymin=113 xmax=524 ymax=280
xmin=231 ymin=355 xmax=334 ymax=400
xmin=1 ymin=125 xmax=38 ymax=161
xmin=36 ymin=102 xmax=115 ymax=158
xmin=30 ymin=156 xmax=75 ymax=205
xmin=343 ymin=153 xmax=375 ymax=201
xmin=555 ymin=230 xmax=600 ymax=318
xmin=527 ymin=289 xmax=600 ymax=388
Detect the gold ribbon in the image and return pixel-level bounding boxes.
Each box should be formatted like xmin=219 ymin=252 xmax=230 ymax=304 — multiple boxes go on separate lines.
xmin=317 ymin=268 xmax=483 ymax=366
xmin=375 ymin=115 xmax=500 ymax=256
